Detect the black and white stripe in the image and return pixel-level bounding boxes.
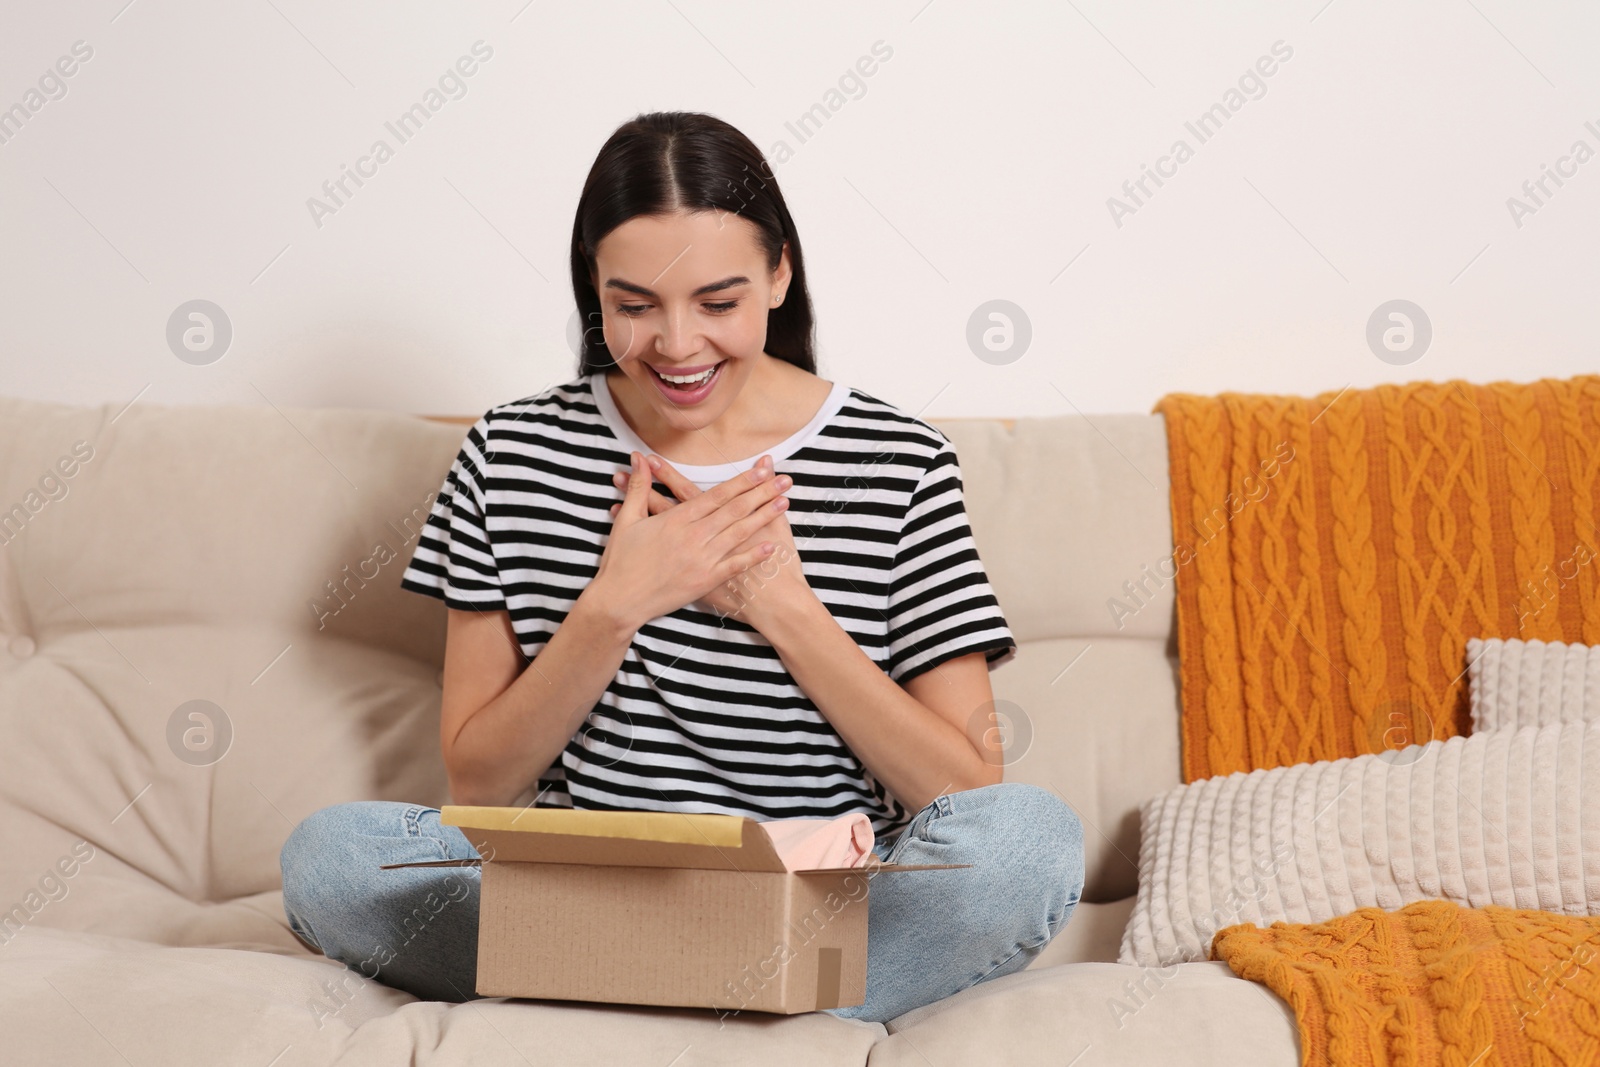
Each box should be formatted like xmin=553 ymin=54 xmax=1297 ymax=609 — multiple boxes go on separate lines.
xmin=400 ymin=372 xmax=1016 ymax=838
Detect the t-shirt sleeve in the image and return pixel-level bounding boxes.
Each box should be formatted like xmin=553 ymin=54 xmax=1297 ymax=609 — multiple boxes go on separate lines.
xmin=399 ymin=415 xmax=505 ymax=612
xmin=884 ymin=438 xmax=1017 ymax=685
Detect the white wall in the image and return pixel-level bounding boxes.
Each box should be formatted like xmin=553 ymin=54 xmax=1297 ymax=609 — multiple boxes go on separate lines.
xmin=2 ymin=0 xmax=1596 ymax=419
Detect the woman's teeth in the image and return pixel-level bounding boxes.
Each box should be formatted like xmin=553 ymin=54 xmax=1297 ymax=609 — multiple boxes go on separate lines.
xmin=655 ymin=363 xmax=719 ymax=385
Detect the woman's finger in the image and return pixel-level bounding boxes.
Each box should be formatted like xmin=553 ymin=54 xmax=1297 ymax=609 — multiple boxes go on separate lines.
xmin=610 ymin=498 xmax=670 ymax=517
xmin=651 ymin=453 xmax=781 ymax=522
xmin=609 ymin=485 xmax=678 ymax=518
xmin=612 ymin=468 xmax=684 ymax=504
xmin=645 ymin=454 xmax=704 ymax=503
xmin=613 ymin=451 xmax=650 ymax=525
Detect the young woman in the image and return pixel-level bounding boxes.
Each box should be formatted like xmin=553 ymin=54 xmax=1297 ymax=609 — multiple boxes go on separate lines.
xmin=280 ymin=111 xmax=1085 ymax=1024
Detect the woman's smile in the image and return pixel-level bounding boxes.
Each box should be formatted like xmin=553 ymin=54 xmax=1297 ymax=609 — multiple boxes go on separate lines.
xmin=647 ymin=359 xmax=727 ymax=404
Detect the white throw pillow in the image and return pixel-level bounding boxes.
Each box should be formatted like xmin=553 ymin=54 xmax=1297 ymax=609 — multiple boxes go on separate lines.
xmin=1466 ymin=636 xmax=1600 ymax=733
xmin=1119 ymin=718 xmax=1600 ymax=968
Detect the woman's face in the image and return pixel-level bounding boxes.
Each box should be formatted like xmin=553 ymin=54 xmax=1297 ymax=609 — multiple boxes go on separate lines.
xmin=590 ymin=208 xmax=791 ymax=428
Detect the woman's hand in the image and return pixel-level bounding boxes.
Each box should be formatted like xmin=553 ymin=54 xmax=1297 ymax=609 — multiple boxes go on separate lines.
xmin=588 ymin=450 xmax=792 ymax=632
xmin=610 ymin=454 xmax=813 ymax=627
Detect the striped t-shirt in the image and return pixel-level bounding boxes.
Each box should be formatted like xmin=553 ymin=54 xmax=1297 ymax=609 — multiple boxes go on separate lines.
xmin=399 ymin=371 xmax=1017 ymax=838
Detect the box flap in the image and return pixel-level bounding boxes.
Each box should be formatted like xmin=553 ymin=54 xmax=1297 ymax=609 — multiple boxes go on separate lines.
xmin=438 ymin=805 xmax=791 ymax=873
xmin=377 ymin=857 xmax=974 ymax=872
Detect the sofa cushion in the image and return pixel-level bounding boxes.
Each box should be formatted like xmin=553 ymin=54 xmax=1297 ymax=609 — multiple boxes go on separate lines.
xmin=1121 ymin=718 xmax=1600 ymax=967
xmin=988 ymin=636 xmax=1178 ymax=903
xmin=0 ymin=395 xmax=465 ymax=664
xmin=937 ymin=414 xmax=1176 ymax=644
xmin=1467 ymin=636 xmax=1600 ymax=732
xmin=936 ymin=415 xmax=1183 ymax=904
xmin=0 ymin=396 xmax=458 ymax=947
xmin=873 ymin=959 xmax=1298 ymax=1065
xmin=0 ymin=607 xmax=449 ymax=951
xmin=0 ymin=926 xmax=886 ymax=1065
xmin=1027 ymin=895 xmax=1135 ymax=967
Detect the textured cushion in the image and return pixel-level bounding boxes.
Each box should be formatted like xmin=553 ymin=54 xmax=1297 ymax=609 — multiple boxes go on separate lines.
xmin=1120 ymin=719 xmax=1600 ymax=967
xmin=1467 ymin=636 xmax=1600 ymax=732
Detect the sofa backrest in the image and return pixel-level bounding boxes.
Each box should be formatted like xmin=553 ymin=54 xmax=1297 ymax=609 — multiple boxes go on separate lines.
xmin=0 ymin=396 xmax=462 ymax=938
xmin=936 ymin=416 xmax=1180 ymax=902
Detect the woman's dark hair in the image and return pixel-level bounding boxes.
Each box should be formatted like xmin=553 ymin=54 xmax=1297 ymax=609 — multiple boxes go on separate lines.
xmin=570 ymin=111 xmax=815 ymax=375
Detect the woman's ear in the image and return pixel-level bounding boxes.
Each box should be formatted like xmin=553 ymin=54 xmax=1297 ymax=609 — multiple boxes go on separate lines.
xmin=771 ymin=241 xmax=793 ymax=304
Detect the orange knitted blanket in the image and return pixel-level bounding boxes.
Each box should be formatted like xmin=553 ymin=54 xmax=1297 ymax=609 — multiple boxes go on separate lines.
xmin=1156 ymin=374 xmax=1600 ymax=782
xmin=1211 ymin=900 xmax=1600 ymax=1066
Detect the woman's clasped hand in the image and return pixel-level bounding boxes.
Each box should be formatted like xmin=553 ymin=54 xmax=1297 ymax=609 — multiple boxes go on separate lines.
xmin=591 ymin=449 xmax=803 ymax=627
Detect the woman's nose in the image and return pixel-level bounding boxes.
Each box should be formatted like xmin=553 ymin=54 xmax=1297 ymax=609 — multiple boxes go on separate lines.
xmin=654 ymin=307 xmax=702 ymax=358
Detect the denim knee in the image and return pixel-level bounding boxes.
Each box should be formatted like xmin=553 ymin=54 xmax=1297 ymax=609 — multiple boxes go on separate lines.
xmin=1021 ymin=785 xmax=1084 ymax=891
xmin=280 ymin=803 xmax=345 ymax=950
xmin=963 ymin=783 xmax=1085 ymax=910
xmin=280 ymin=802 xmax=400 ymax=915
xmin=283 ymin=801 xmax=368 ymax=869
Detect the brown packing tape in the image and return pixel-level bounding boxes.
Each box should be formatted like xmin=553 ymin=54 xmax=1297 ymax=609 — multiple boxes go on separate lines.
xmin=815 ymin=947 xmax=842 ymax=1009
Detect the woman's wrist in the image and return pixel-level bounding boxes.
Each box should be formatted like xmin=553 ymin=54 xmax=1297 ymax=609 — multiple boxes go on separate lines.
xmin=573 ymin=579 xmax=642 ymax=644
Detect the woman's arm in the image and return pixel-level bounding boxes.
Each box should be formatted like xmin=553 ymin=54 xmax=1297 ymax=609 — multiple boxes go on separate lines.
xmin=439 ymin=452 xmax=785 ymax=807
xmin=438 ymin=587 xmax=635 ymax=808
xmin=635 ymin=455 xmax=1009 ymax=815
xmin=759 ymin=598 xmax=1004 ymax=814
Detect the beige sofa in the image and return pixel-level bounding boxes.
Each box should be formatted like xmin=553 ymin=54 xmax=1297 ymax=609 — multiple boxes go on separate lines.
xmin=0 ymin=393 xmax=1302 ymax=1065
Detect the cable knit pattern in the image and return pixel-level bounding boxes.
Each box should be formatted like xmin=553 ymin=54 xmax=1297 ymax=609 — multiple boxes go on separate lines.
xmin=1555 ymin=381 xmax=1600 ymax=644
xmin=1155 ymin=374 xmax=1600 ymax=782
xmin=1325 ymin=385 xmax=1386 ymax=770
xmin=1210 ymin=899 xmax=1600 ymax=1067
xmin=1181 ymin=393 xmax=1247 ymax=777
xmin=1493 ymin=381 xmax=1559 ymax=643
xmin=1118 ymin=718 xmax=1600 ymax=969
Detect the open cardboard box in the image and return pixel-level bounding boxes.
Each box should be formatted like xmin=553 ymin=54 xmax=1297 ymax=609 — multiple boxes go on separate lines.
xmin=380 ymin=806 xmax=971 ymax=1014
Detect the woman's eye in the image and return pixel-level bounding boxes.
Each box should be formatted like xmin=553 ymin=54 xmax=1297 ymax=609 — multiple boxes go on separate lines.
xmin=617 ymin=300 xmax=737 ymax=316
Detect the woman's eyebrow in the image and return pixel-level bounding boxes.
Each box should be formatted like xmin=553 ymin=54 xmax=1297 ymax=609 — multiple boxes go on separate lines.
xmin=603 ymin=275 xmax=752 ymax=298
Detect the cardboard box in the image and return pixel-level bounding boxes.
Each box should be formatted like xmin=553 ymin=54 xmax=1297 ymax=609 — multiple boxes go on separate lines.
xmin=380 ymin=805 xmax=970 ymax=1014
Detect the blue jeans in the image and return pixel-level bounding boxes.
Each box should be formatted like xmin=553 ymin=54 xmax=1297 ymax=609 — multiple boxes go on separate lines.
xmin=279 ymin=782 xmax=1085 ymax=1024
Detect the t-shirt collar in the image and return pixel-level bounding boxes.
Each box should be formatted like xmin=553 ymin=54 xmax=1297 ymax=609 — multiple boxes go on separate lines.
xmin=587 ymin=370 xmax=848 ymax=489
